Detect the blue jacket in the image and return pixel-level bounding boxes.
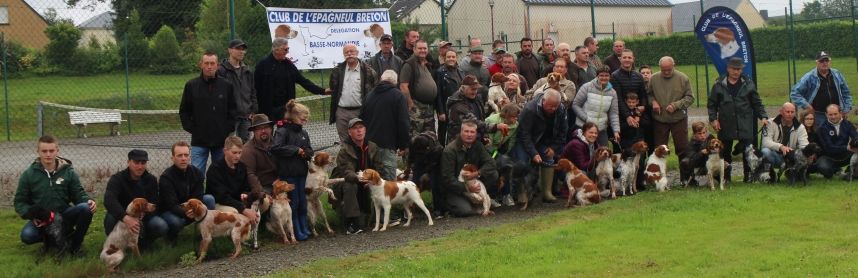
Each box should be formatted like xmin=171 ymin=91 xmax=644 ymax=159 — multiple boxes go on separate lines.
xmin=817 ymin=119 xmax=858 ymax=159
xmin=790 ymin=68 xmax=852 ymax=112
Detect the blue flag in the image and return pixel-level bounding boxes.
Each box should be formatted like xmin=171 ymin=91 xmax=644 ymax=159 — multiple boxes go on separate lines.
xmin=695 ymin=6 xmax=756 ymax=81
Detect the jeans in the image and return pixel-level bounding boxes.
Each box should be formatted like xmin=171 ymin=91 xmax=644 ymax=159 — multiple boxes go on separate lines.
xmin=104 ymin=213 xmax=168 ymax=247
xmin=235 ymin=117 xmax=251 ymax=142
xmin=161 ymin=194 xmax=215 ymax=238
xmin=815 ymin=155 xmax=849 ymax=178
xmin=377 ymin=148 xmax=399 ymax=180
xmin=191 ymin=146 xmax=224 ymax=174
xmin=20 ymin=203 xmax=93 ymax=251
xmin=286 ymin=176 xmax=308 ymax=222
xmin=761 ymin=148 xmax=784 ymax=167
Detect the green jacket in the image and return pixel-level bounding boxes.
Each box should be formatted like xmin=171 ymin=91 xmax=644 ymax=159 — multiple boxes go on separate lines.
xmin=647 ymin=70 xmax=694 ymax=124
xmin=707 ymin=75 xmax=767 ymax=141
xmin=14 ymin=157 xmax=90 ymax=218
xmin=441 ymin=138 xmax=497 ymax=195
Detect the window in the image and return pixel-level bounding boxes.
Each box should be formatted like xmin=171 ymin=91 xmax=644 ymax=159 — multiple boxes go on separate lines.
xmin=0 ymin=6 xmax=8 ymax=24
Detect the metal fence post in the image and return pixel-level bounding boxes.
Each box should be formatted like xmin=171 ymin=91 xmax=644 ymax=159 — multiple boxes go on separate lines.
xmin=852 ymin=0 xmax=857 ymax=72
xmin=590 ymin=0 xmax=596 ymax=37
xmin=124 ymin=32 xmax=132 ymax=134
xmin=700 ymin=0 xmax=709 ymax=101
xmin=441 ymin=0 xmax=447 ymax=40
xmin=789 ymin=0 xmax=797 ymax=83
xmin=2 ymin=32 xmax=9 ymax=141
xmin=229 ymin=0 xmax=236 ymax=40
xmin=36 ymin=102 xmax=43 ymax=138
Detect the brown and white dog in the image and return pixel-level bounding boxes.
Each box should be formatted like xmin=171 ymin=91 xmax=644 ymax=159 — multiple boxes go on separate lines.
xmin=705 ymin=138 xmax=728 ymax=190
xmin=645 ymin=145 xmax=671 ymax=192
xmin=458 ymin=164 xmax=492 ymax=216
xmin=593 ymin=147 xmax=618 ymax=198
xmin=555 ymin=159 xmax=601 ymax=207
xmin=100 ymin=198 xmax=156 ymax=272
xmin=275 ymin=24 xmax=298 ymax=39
xmin=181 ymin=198 xmax=252 ymax=263
xmin=357 ymin=169 xmax=434 ymax=231
xmin=306 ymin=151 xmax=342 ymax=236
xmin=266 ymin=180 xmax=296 ymax=244
xmin=615 ymin=141 xmax=648 ymax=196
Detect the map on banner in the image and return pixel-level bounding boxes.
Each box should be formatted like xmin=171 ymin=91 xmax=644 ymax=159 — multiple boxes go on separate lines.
xmin=265 ymin=7 xmax=392 ymax=70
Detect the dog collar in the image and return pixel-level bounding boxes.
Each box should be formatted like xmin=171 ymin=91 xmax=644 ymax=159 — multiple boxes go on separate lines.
xmin=48 ymin=211 xmax=55 ymax=224
xmin=194 ymin=209 xmax=208 ymax=224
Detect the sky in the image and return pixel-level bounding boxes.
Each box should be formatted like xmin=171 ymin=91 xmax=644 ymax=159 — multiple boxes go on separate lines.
xmin=671 ymin=0 xmax=815 ymax=17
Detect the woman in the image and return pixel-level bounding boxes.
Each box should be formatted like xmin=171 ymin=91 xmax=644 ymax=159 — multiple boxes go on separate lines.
xmin=801 ymin=109 xmax=820 ymax=145
xmin=486 ymin=104 xmax=522 ymax=206
xmin=270 ymin=100 xmax=314 ymax=241
xmin=571 ymin=65 xmax=620 ymax=146
xmin=488 ymin=74 xmax=525 ymax=115
xmin=562 ymin=122 xmax=600 ymax=176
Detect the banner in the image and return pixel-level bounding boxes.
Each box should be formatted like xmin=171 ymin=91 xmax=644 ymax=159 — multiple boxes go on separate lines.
xmin=265 ymin=7 xmax=392 ymax=70
xmin=694 ymin=6 xmax=756 ymax=81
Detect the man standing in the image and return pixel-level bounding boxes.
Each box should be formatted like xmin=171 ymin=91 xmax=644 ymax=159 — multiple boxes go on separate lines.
xmin=571 ymin=45 xmax=596 ymax=88
xmin=400 ymin=40 xmax=441 ymax=138
xmin=331 ymin=118 xmax=384 ymax=234
xmin=436 ymin=41 xmax=453 ymax=69
xmin=329 ymin=43 xmax=378 ymax=143
xmin=539 ymin=38 xmax=557 ymax=73
xmin=611 ymin=49 xmax=650 ymax=146
xmin=180 ymin=51 xmax=237 ymax=172
xmin=159 ymin=141 xmax=214 ymax=244
xmin=459 ymin=37 xmax=482 ymax=65
xmin=603 ymin=40 xmax=625 ymax=73
xmin=761 ymin=103 xmax=808 ymax=177
xmin=441 ymin=120 xmax=498 ymax=217
xmin=791 ymin=51 xmax=852 ymax=128
xmin=367 ymin=34 xmax=403 ymax=79
xmin=648 ymin=56 xmax=694 ymax=162
xmin=217 ymin=39 xmax=256 ymax=141
xmin=816 ymin=104 xmax=858 ymax=179
xmin=516 ymin=37 xmax=542 ymax=88
xmin=395 ymin=29 xmax=420 ymax=61
xmin=584 ymin=37 xmax=603 ymax=68
xmin=240 ymin=114 xmax=278 ymax=194
xmin=15 ymin=135 xmax=96 ymax=255
xmin=104 ymin=149 xmax=166 ymax=250
xmin=361 ymin=70 xmax=411 ymax=180
xmin=254 ymin=38 xmax=328 ymax=121
xmin=436 ymin=50 xmax=465 ymax=143
xmin=708 ymin=57 xmax=768 ymax=182
xmin=514 ymin=90 xmax=568 ymax=202
xmin=459 ymin=47 xmax=491 ymax=86
xmin=488 ymin=53 xmax=516 ymax=75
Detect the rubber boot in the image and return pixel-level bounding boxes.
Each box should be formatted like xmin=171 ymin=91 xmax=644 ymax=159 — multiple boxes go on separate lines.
xmin=292 ymin=205 xmax=308 ymax=241
xmin=539 ymin=166 xmax=557 ymax=202
xmin=299 ymin=214 xmax=311 ymax=238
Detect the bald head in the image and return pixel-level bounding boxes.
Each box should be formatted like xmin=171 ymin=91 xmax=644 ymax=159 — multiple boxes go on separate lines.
xmin=826 ymin=104 xmax=843 ymax=124
xmin=659 ymin=56 xmax=675 ymax=77
xmin=780 ymin=102 xmax=796 ymax=122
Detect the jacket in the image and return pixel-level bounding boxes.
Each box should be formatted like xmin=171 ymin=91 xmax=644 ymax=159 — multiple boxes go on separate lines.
xmin=14 ymin=157 xmax=90 ymax=218
xmin=440 ymin=138 xmax=498 ymax=195
xmin=159 ymin=165 xmax=204 ymax=218
xmin=485 ymin=113 xmax=518 ymax=154
xmin=367 ymin=51 xmax=403 ymax=79
xmin=707 ymin=75 xmax=767 ymax=141
xmin=762 ymin=115 xmax=809 ymax=152
xmin=515 ymin=52 xmax=542 ymax=87
xmin=254 ymin=54 xmax=325 ymax=121
xmin=240 ymin=136 xmax=278 ymax=191
xmin=791 ymin=68 xmax=852 ymax=112
xmin=603 ymin=54 xmax=621 ymax=73
xmin=436 ymin=65 xmax=464 ymax=114
xmin=179 ymin=74 xmax=237 ymax=148
xmin=817 ymin=119 xmax=858 ymax=160
xmin=685 ymin=134 xmax=716 ymax=167
xmin=572 ymin=79 xmax=620 ymax=133
xmin=360 ymin=82 xmax=411 ymax=150
xmin=217 ymin=58 xmax=257 ymax=116
xmin=270 ymin=122 xmax=313 ymax=177
xmin=647 ymin=70 xmax=694 ymax=124
xmin=611 ymin=67 xmax=649 ymax=124
xmin=516 ymin=93 xmax=569 ymax=159
xmin=332 ymin=139 xmax=384 ymax=184
xmin=328 ymin=60 xmax=378 ymax=124
xmin=205 ymin=159 xmax=258 ymax=212
xmin=528 ymin=77 xmax=576 ymax=106
xmin=104 ymin=168 xmax=159 ymax=222
xmin=394 ymin=44 xmax=413 ymax=61
xmin=561 ymin=132 xmax=599 ymax=172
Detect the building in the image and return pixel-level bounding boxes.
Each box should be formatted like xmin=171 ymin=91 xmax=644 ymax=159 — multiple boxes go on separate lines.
xmin=390 ymin=0 xmax=443 ymax=25
xmin=78 ymin=11 xmax=115 ymax=47
xmin=672 ymin=0 xmax=766 ymax=33
xmin=0 ymin=0 xmax=49 ymax=49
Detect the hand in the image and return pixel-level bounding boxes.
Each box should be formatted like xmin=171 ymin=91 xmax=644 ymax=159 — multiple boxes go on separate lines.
xmin=242 ymin=209 xmax=259 ymax=225
xmin=324 ymin=88 xmax=333 ymax=95
xmin=652 ymin=101 xmax=661 ymax=114
xmin=532 ymin=154 xmax=543 ymax=164
xmin=760 ymin=119 xmax=768 ymax=127
xmin=185 ymin=209 xmax=195 ymax=219
xmin=297 ymin=148 xmax=305 ymax=157
xmin=240 ymin=194 xmax=248 ymax=202
xmin=123 ymin=215 xmax=141 ymax=234
xmin=545 ymin=148 xmax=555 ymax=158
xmin=701 ymin=148 xmax=709 ymax=155
xmin=711 ymin=119 xmax=721 ymax=132
xmin=666 ymin=104 xmax=676 ymax=113
xmin=438 ymin=113 xmax=446 ymax=122
xmin=87 ymin=199 xmax=97 ymax=213
xmin=780 ymin=145 xmax=793 ymax=154
xmin=497 ymin=123 xmax=509 ymax=136
xmin=613 ymin=132 xmax=620 ymax=142
xmin=467 ymin=182 xmax=481 ymax=193
xmin=637 ymin=105 xmax=646 ymax=113
xmin=626 ymin=116 xmax=639 ymax=128
xmin=464 ymin=170 xmax=480 ymax=180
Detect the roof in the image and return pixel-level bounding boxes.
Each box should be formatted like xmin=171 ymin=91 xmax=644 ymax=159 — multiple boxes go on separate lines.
xmin=524 ymin=0 xmax=672 ymax=7
xmin=389 ymin=0 xmax=442 ymax=20
xmin=672 ymin=0 xmax=747 ymax=32
xmin=78 ymin=11 xmax=113 ymax=29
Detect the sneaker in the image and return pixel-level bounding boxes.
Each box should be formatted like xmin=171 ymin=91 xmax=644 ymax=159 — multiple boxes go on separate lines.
xmin=502 ymin=194 xmax=515 ymax=206
xmin=388 ymin=218 xmax=402 ymax=227
xmin=346 ymin=225 xmax=363 ymax=235
xmin=491 ymin=199 xmax=502 ymax=208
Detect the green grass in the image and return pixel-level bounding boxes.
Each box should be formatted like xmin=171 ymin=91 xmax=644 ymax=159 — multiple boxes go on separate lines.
xmin=273 ymin=181 xmax=858 ymax=277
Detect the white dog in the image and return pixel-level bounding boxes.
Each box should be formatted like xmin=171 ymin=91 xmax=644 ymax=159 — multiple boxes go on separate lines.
xmin=459 ymin=164 xmax=492 ymax=216
xmin=358 ymin=169 xmax=434 ymax=231
xmin=645 ymin=145 xmax=671 ymax=192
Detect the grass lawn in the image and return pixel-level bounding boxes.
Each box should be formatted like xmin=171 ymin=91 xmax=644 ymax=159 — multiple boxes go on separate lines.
xmin=274 ymin=181 xmax=858 ymax=277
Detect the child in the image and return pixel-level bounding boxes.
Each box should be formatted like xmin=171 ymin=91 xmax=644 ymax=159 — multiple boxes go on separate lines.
xmin=619 ymin=92 xmax=650 ymax=149
xmin=680 ymin=121 xmax=716 ymax=186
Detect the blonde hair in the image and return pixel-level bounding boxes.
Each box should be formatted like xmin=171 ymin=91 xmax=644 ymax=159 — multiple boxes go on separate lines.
xmin=285 ymin=99 xmax=310 ymax=122
xmin=224 ymin=136 xmax=244 ymax=149
xmin=691 ymin=121 xmax=706 ymax=133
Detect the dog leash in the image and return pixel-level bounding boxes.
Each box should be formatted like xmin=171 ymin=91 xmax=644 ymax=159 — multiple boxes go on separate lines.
xmin=316 ymin=142 xmax=340 ymax=152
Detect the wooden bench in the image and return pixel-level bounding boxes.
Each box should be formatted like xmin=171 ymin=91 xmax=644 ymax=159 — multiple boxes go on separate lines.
xmin=68 ymin=111 xmax=124 ymax=138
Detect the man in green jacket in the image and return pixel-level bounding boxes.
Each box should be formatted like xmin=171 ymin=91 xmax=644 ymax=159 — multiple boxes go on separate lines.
xmin=648 ymin=56 xmax=694 ymax=161
xmin=441 ymin=120 xmax=498 ymax=217
xmin=14 ymin=135 xmax=96 ymax=255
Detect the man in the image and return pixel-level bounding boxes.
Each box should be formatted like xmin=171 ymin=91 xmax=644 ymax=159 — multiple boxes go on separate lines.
xmin=486 ymin=41 xmax=504 ymax=68
xmin=395 ymin=29 xmax=420 ymax=61
xmin=329 ymin=43 xmax=378 ymax=143
xmin=440 ymin=120 xmax=498 ymax=217
xmin=816 ymin=104 xmax=858 ymax=179
xmin=361 ymin=70 xmax=410 ymax=180
xmin=217 ymin=39 xmax=256 ymax=141
xmin=180 ymin=51 xmax=238 ymax=172
xmin=761 ymin=102 xmax=809 ymax=176
xmin=400 ymin=40 xmax=441 ymax=138
xmin=488 ymin=53 xmax=516 ymax=75
xmin=367 ymin=34 xmax=403 ymax=79
xmin=528 ymin=59 xmax=576 ymax=106
xmin=206 ymin=136 xmax=261 ymax=224
xmin=445 ymin=75 xmax=509 ymax=143
xmin=254 ymin=38 xmax=328 ymax=121
xmin=459 ymin=47 xmax=491 ymax=104
xmin=104 ymin=149 xmax=166 ymax=250
xmin=539 ymin=38 xmax=557 ymax=73
xmin=610 ymin=49 xmax=650 ymax=157
xmin=571 ymin=45 xmax=596 ymax=88
xmin=546 ymin=43 xmax=573 ymax=78
xmin=791 ymin=51 xmax=852 ymax=128
xmin=331 ymin=118 xmax=384 ymax=234
xmin=436 ymin=40 xmax=453 ymax=69
xmin=584 ymin=37 xmax=603 ymax=68
xmin=648 ymin=56 xmax=694 ymax=162
xmin=159 ymin=141 xmax=215 ymax=244
xmin=516 ymin=37 xmax=542 ymax=88
xmin=436 ymin=49 xmax=465 ymax=143
xmin=459 ymin=37 xmax=482 ymax=65
xmin=240 ymin=114 xmax=278 ymax=194
xmin=708 ymin=57 xmax=768 ymax=183
xmin=15 ymin=135 xmax=96 ymax=255
xmin=514 ymin=90 xmax=568 ymax=202
xmin=603 ymin=40 xmax=625 ymax=73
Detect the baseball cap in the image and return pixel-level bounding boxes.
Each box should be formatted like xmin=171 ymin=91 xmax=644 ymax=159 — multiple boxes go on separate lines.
xmin=727 ymin=57 xmax=744 ymax=68
xmin=437 ymin=40 xmax=452 ymax=47
xmin=348 ymin=118 xmax=365 ymax=128
xmin=816 ymin=51 xmax=830 ymax=61
xmin=493 ymin=47 xmax=507 ymax=54
xmin=228 ymin=39 xmax=247 ymax=49
xmin=462 ymin=75 xmax=481 ymax=87
xmin=380 ymin=34 xmax=393 ymax=41
xmin=128 ymin=149 xmax=149 ymax=161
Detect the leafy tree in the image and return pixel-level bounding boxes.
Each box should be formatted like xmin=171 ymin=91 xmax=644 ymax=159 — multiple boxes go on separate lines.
xmin=820 ymin=0 xmax=852 ymax=18
xmin=800 ymin=1 xmax=825 ymax=20
xmin=44 ymin=22 xmax=81 ymax=68
xmin=119 ymin=10 xmax=151 ymax=69
xmin=67 ymin=0 xmax=202 ymax=40
xmin=150 ymin=25 xmax=186 ymax=74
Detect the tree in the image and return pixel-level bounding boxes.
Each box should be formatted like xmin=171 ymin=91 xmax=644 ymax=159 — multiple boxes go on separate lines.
xmin=820 ymin=0 xmax=852 ymax=18
xmin=150 ymin=25 xmax=186 ymax=74
xmin=800 ymin=1 xmax=825 ymax=20
xmin=67 ymin=0 xmax=202 ymax=40
xmin=120 ymin=10 xmax=151 ymax=69
xmin=44 ymin=22 xmax=82 ymax=67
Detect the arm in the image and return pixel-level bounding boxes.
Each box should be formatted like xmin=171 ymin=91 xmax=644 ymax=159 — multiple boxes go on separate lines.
xmin=65 ymin=167 xmax=90 ymax=205
xmin=440 ymin=147 xmax=466 ymax=194
xmin=671 ymin=76 xmax=694 ymax=110
xmin=103 ymin=175 xmax=127 ymax=222
xmin=206 ymin=165 xmax=245 ymax=211
xmin=790 ymin=74 xmax=811 ymax=110
xmin=760 ymin=120 xmax=781 ymax=151
xmin=294 ymin=66 xmax=326 ymax=95
xmin=571 ymin=86 xmax=588 ymax=122
xmin=333 ymin=148 xmax=359 ymax=183
xmin=837 ymin=72 xmax=852 ymax=112
xmin=13 ymin=173 xmax=32 ymax=218
xmin=241 ymin=149 xmax=264 ymax=191
xmin=159 ymin=174 xmax=184 ymax=217
xmin=399 ymin=64 xmax=415 ymax=108
xmin=748 ymin=83 xmax=767 ymax=120
xmin=269 ymin=128 xmax=300 ymax=158
xmin=795 ymin=125 xmax=809 ymax=150
xmin=179 ymin=82 xmax=194 ymax=133
xmin=707 ymin=84 xmax=720 ymax=123
xmin=516 ymin=109 xmax=539 ymax=159
xmin=609 ymin=92 xmax=621 ymax=134
xmin=551 ymin=106 xmax=569 ymax=153
xmin=396 ymin=95 xmax=412 ymax=150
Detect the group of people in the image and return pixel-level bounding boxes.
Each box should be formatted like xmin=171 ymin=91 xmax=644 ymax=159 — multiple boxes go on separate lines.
xmin=14 ymin=32 xmax=856 ymax=257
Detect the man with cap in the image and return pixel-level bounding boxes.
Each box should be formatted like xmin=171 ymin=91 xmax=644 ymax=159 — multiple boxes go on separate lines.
xmin=791 ymin=51 xmax=852 ymax=128
xmin=436 ymin=40 xmax=453 ymax=70
xmin=488 ymin=52 xmax=517 ymax=76
xmin=708 ymin=57 xmax=767 ymax=183
xmin=459 ymin=37 xmax=482 ymax=66
xmin=159 ymin=141 xmax=215 ymax=244
xmin=331 ymin=118 xmax=384 ymax=234
xmin=241 ymin=114 xmax=278 ymax=194
xmin=254 ymin=38 xmax=330 ymax=122
xmin=329 ymin=43 xmax=378 ymax=143
xmin=217 ymin=39 xmax=256 ymax=142
xmin=367 ymin=34 xmax=403 ymax=79
xmin=360 ymin=70 xmax=410 ymax=180
xmin=446 ymin=75 xmax=509 ymax=146
xmin=459 ymin=47 xmax=491 ymax=106
xmin=104 ymin=149 xmax=167 ymax=250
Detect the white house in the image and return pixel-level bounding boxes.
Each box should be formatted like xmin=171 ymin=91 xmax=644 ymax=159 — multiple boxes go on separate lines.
xmin=672 ymin=0 xmax=766 ymax=33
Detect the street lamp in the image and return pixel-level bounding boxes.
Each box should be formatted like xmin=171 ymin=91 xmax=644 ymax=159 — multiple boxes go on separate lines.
xmin=489 ymin=0 xmax=495 ymax=40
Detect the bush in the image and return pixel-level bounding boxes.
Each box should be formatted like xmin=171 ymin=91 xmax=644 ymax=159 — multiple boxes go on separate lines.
xmin=0 ymin=40 xmax=33 ymax=77
xmin=149 ymin=25 xmax=186 ymax=74
xmin=120 ymin=10 xmax=151 ymax=70
xmin=44 ymin=22 xmax=82 ymax=68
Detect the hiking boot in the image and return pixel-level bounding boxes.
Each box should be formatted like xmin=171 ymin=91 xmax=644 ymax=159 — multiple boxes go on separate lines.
xmin=502 ymin=194 xmax=515 ymax=206
xmin=491 ymin=199 xmax=502 ymax=208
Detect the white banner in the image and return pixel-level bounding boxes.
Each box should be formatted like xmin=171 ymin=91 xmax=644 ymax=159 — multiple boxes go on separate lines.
xmin=265 ymin=7 xmax=392 ymax=70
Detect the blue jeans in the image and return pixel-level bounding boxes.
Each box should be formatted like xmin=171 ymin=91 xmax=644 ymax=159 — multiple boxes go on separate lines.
xmin=161 ymin=194 xmax=215 ymax=238
xmin=761 ymin=148 xmax=784 ymax=167
xmin=235 ymin=117 xmax=251 ymax=142
xmin=191 ymin=146 xmax=224 ymax=174
xmin=815 ymin=155 xmax=849 ymax=179
xmin=20 ymin=203 xmax=93 ymax=251
xmin=377 ymin=148 xmax=398 ymax=180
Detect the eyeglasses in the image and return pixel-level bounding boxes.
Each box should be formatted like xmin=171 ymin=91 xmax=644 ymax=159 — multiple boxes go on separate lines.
xmin=804 ymin=118 xmax=815 ymax=121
